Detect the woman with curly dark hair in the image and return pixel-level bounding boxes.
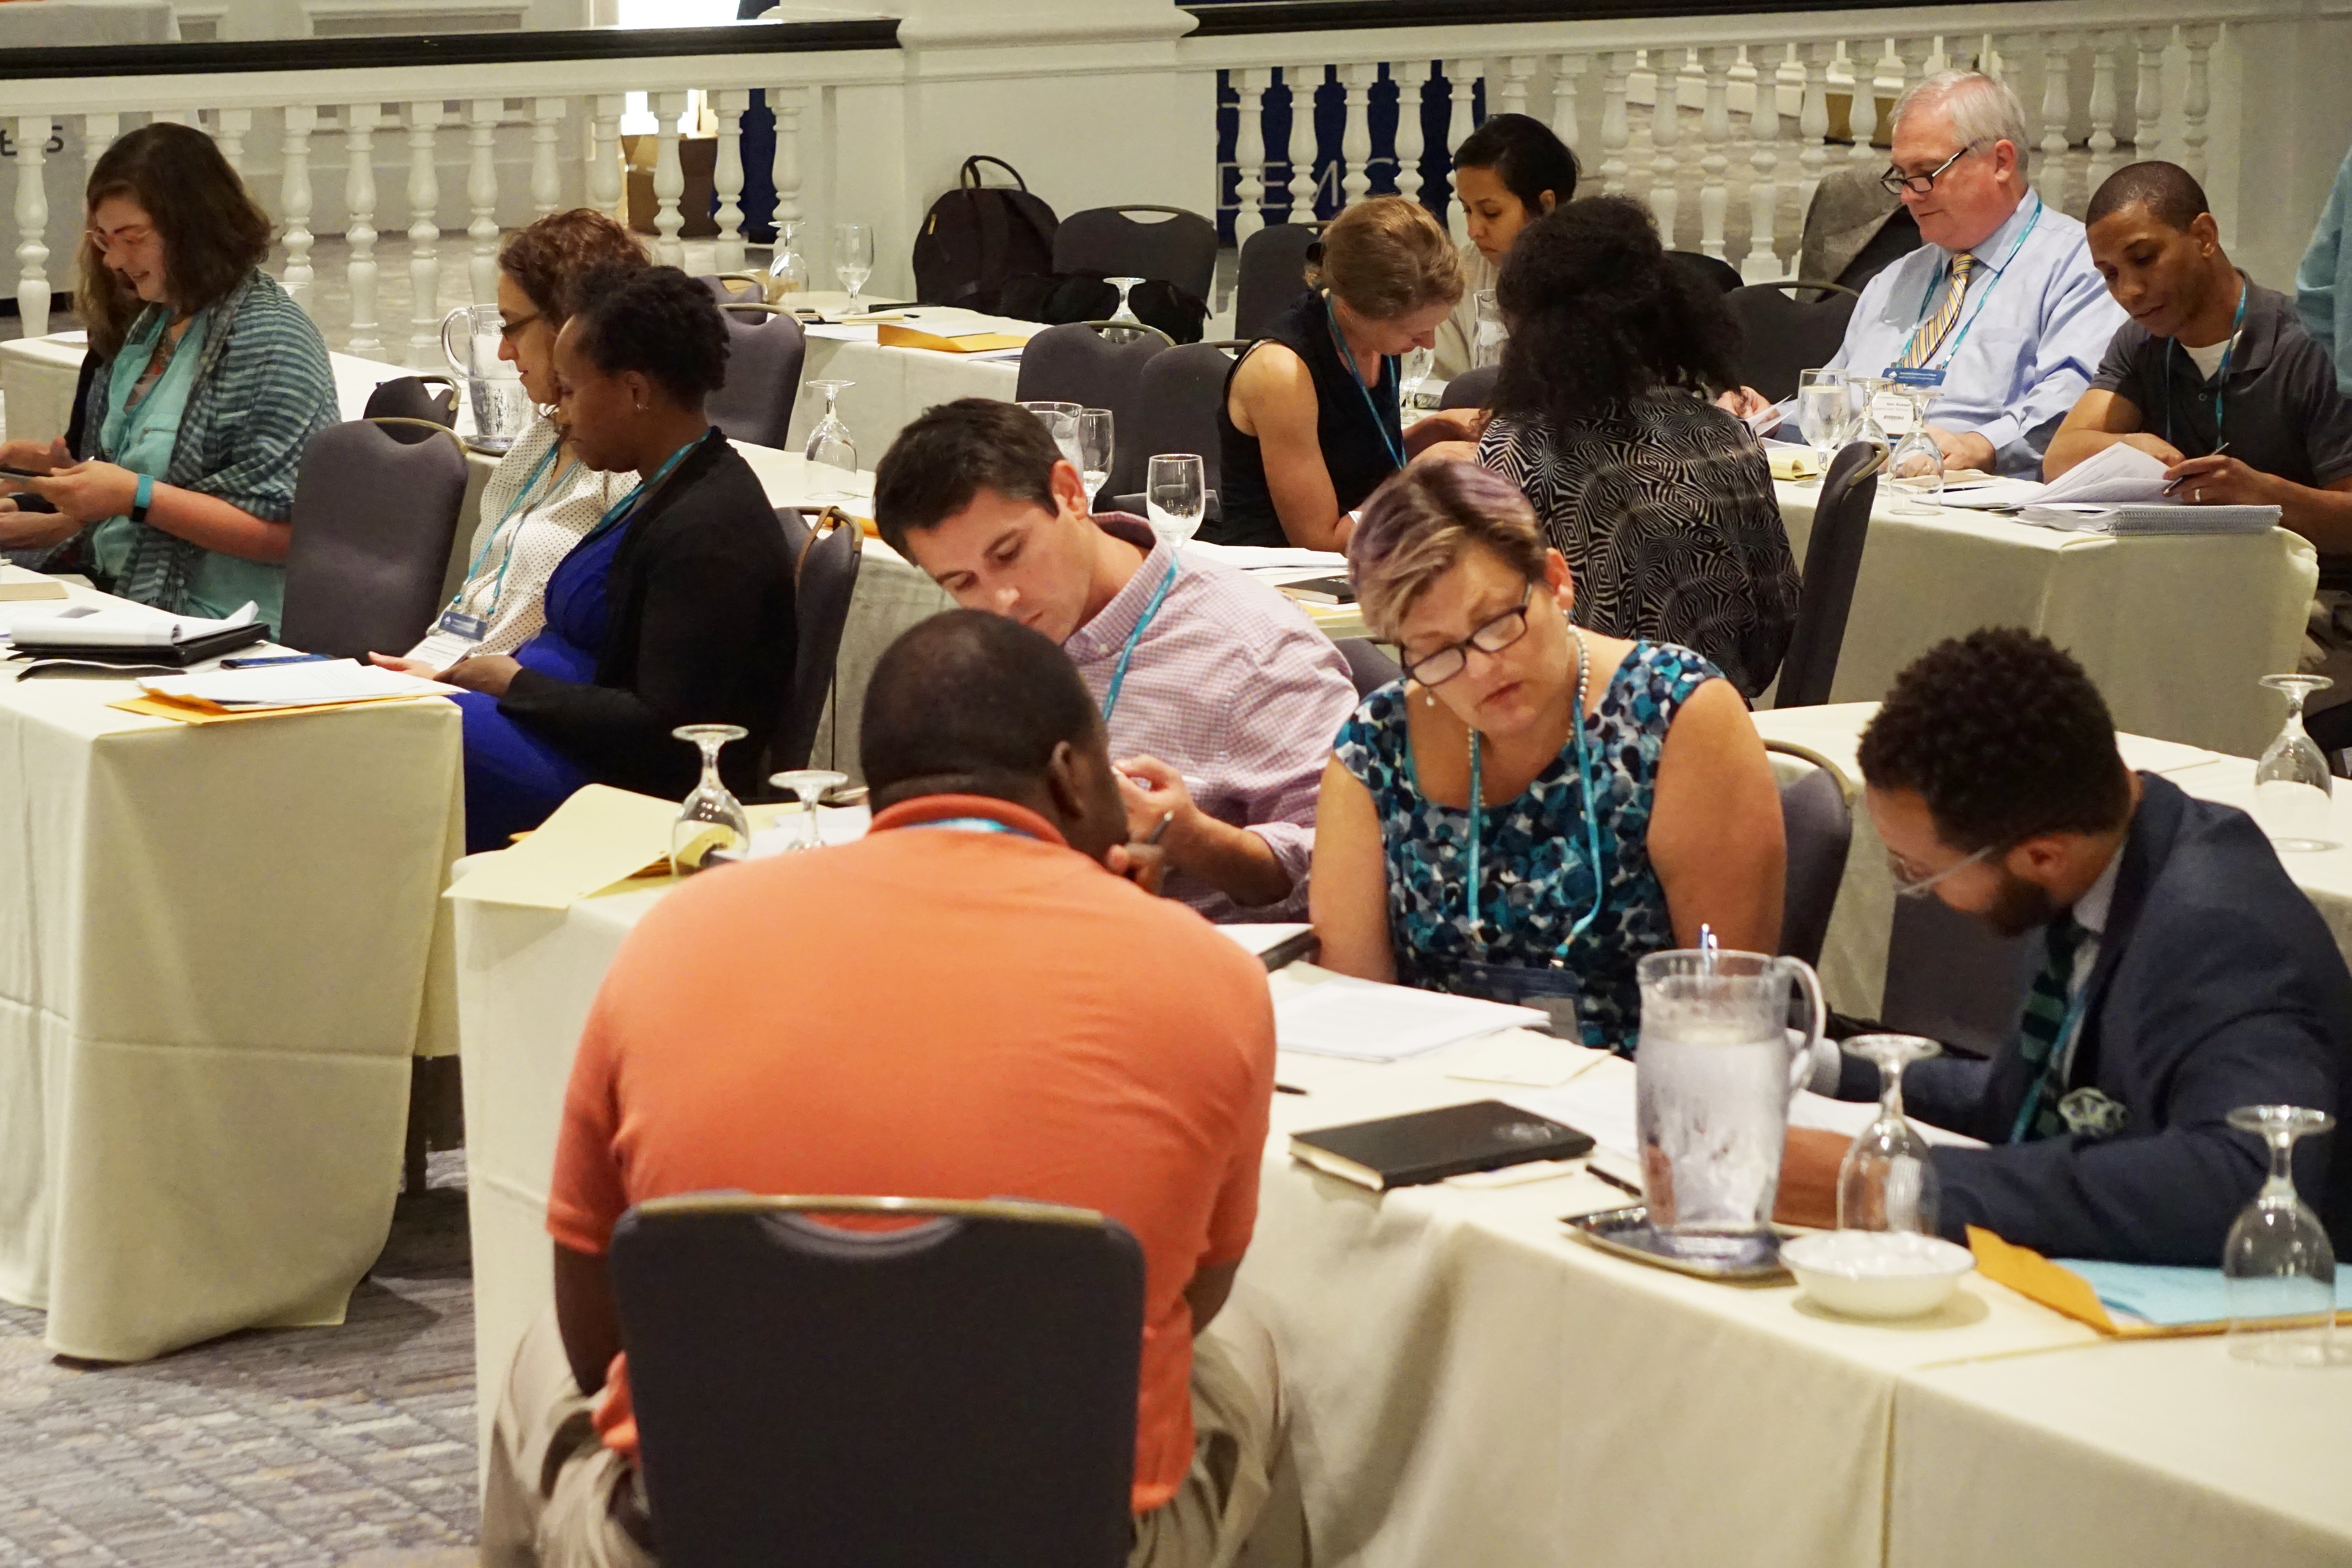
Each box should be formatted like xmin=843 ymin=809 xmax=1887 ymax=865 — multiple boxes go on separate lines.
xmin=436 ymin=265 xmax=796 ymax=851
xmin=1472 ymin=196 xmax=1799 ymax=699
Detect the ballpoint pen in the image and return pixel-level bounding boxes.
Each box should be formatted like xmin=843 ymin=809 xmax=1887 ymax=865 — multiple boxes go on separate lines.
xmin=1145 ymin=810 xmax=1175 ymax=846
xmin=2161 ymin=439 xmax=2228 ymax=496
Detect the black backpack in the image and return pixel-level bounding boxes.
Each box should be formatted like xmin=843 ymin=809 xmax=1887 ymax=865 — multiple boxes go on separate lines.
xmin=996 ymin=273 xmax=1210 ymax=345
xmin=911 ymin=156 xmax=1058 ymax=315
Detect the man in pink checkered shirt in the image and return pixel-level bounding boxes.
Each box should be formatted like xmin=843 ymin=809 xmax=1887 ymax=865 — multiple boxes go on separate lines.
xmin=875 ymin=398 xmax=1359 ymax=921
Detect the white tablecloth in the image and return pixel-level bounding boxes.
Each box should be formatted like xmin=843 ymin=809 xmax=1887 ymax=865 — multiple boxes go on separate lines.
xmin=783 ymin=324 xmax=1027 ymax=457
xmin=1774 ymin=481 xmax=2315 ymax=758
xmin=0 ymin=586 xmax=465 ymax=1361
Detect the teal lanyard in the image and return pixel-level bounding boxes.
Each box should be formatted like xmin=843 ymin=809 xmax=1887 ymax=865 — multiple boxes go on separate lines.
xmin=2008 ymin=986 xmax=2093 ymax=1144
xmin=582 ymin=435 xmax=702 ymax=547
xmin=1464 ymin=631 xmax=1606 ymax=963
xmin=908 ymin=817 xmax=1035 ymax=839
xmin=444 ymin=439 xmax=573 ymax=622
xmin=1897 ymin=195 xmax=2044 ymax=373
xmin=2161 ymin=278 xmax=2248 ymax=449
xmin=1324 ymin=296 xmax=1408 ymax=471
xmin=1100 ymin=557 xmax=1180 ymax=723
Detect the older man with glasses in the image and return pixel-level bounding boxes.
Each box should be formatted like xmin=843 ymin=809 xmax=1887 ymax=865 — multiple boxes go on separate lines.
xmin=1741 ymin=70 xmax=2125 ymax=477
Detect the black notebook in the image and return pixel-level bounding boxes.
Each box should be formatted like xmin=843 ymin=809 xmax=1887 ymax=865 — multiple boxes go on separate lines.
xmin=12 ymin=621 xmax=266 ymax=667
xmin=1290 ymin=1100 xmax=1594 ymax=1191
xmin=1282 ymin=574 xmax=1359 ymax=605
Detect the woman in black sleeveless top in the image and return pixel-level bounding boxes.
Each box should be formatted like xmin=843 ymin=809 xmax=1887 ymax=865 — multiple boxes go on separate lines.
xmin=1213 ymin=197 xmax=1469 ymax=550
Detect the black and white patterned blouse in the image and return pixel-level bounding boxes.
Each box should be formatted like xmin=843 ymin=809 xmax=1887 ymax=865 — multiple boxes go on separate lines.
xmin=1479 ymin=393 xmax=1799 ymax=699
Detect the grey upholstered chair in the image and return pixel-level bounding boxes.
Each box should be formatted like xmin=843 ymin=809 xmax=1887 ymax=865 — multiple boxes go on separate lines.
xmin=767 ymin=507 xmax=864 ymax=780
xmin=278 ymin=419 xmax=470 ymax=658
xmin=697 ymin=275 xmax=807 ymax=450
xmin=1774 ymin=440 xmax=1888 ymax=709
xmin=1014 ymin=322 xmax=1172 ymax=499
xmin=1763 ymin=740 xmax=1856 ymax=970
xmin=1052 ymin=204 xmax=1220 ymax=302
xmin=1233 ymin=222 xmax=1320 ymax=340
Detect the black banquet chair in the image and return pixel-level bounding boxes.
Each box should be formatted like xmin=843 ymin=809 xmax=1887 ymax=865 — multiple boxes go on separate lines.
xmin=1762 ymin=739 xmax=1855 ymax=970
xmin=1724 ymin=281 xmax=1860 ymax=404
xmin=610 ymin=1193 xmax=1144 ymax=1568
xmin=1108 ymin=339 xmax=1249 ymax=517
xmin=1015 ymin=322 xmax=1173 ymax=499
xmin=279 ymin=419 xmax=471 ymax=658
xmin=361 ymin=375 xmax=460 ymax=443
xmin=1053 ymin=205 xmax=1220 ymax=304
xmin=767 ymin=507 xmax=864 ymax=781
xmin=697 ymin=274 xmax=807 ymax=450
xmin=1234 ymin=222 xmax=1321 ymax=340
xmin=1334 ymin=636 xmax=1401 ymax=698
xmin=1667 ymin=250 xmax=1744 ymax=296
xmin=1439 ymin=363 xmax=1499 ymax=412
xmin=1773 ymin=439 xmax=1887 ymax=710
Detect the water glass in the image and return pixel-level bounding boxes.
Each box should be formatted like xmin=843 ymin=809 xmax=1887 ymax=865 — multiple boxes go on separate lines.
xmin=2223 ymin=1104 xmax=2344 ymax=1366
xmin=1399 ymin=346 xmax=1435 ymax=413
xmin=768 ymin=769 xmax=851 ymax=853
xmin=1146 ymin=453 xmax=1206 ymax=546
xmin=1078 ymin=409 xmax=1115 ymax=506
xmin=1835 ymin=1034 xmax=1943 ymax=1233
xmin=803 ymin=379 xmax=858 ymax=503
xmin=1473 ymin=289 xmax=1506 ymax=369
xmin=834 ymin=221 xmax=875 ymax=310
xmin=2255 ymin=674 xmax=2338 ymax=852
xmin=1887 ymin=385 xmax=1947 ymax=515
xmin=1795 ymin=368 xmax=1849 ymax=479
xmin=671 ymin=724 xmax=752 ymax=874
xmin=766 ymin=218 xmax=811 ymax=301
xmin=1019 ymin=400 xmax=1085 ymax=472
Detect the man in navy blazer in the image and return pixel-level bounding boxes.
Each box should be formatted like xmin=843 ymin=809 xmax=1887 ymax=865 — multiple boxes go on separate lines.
xmin=1777 ymin=629 xmax=2352 ymax=1263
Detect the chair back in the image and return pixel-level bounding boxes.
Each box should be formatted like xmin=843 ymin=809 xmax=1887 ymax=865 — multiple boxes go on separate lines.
xmin=1666 ymin=250 xmax=1744 ymax=296
xmin=1334 ymin=636 xmax=1400 ymax=698
xmin=1764 ymin=740 xmax=1854 ymax=969
xmin=1052 ymin=205 xmax=1219 ymax=303
xmin=767 ymin=507 xmax=863 ymax=779
xmin=610 ymin=1194 xmax=1144 ymax=1568
xmin=1723 ymin=283 xmax=1860 ymax=404
xmin=280 ymin=419 xmax=470 ymax=656
xmin=1234 ymin=222 xmax=1320 ymax=340
xmin=694 ymin=282 xmax=807 ymax=450
xmin=1774 ymin=439 xmax=1886 ymax=709
xmin=1440 ymin=363 xmax=1499 ymax=411
xmin=362 ymin=375 xmax=460 ymax=443
xmin=1128 ymin=339 xmax=1247 ymax=499
xmin=1015 ymin=322 xmax=1172 ymax=497
xmin=1880 ymin=893 xmax=2038 ymax=1061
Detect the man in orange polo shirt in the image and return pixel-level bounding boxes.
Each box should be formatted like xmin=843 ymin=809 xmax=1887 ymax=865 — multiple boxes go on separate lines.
xmin=482 ymin=610 xmax=1284 ymax=1568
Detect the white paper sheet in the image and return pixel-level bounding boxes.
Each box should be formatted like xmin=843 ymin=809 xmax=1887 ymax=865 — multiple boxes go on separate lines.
xmin=2035 ymin=441 xmax=2174 ymax=506
xmin=1221 ymin=923 xmax=1312 ymax=958
xmin=140 ymin=659 xmax=451 ymax=708
xmin=1275 ymin=976 xmax=1548 ymax=1061
xmin=12 ymin=600 xmax=255 ymax=648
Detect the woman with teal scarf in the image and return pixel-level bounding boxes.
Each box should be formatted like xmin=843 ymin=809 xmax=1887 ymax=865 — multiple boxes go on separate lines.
xmin=0 ymin=123 xmax=336 ymax=632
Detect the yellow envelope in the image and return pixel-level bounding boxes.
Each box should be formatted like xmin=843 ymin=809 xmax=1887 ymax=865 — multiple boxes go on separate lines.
xmin=444 ymin=784 xmax=687 ymax=908
xmin=876 ymin=324 xmax=1030 ymax=354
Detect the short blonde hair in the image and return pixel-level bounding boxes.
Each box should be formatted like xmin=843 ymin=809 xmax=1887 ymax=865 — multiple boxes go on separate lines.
xmin=1307 ymin=196 xmax=1464 ymax=320
xmin=1348 ymin=460 xmax=1547 ymax=639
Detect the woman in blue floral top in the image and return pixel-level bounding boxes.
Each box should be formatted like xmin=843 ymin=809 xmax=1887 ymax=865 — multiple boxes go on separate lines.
xmin=1311 ymin=460 xmax=1786 ymax=1051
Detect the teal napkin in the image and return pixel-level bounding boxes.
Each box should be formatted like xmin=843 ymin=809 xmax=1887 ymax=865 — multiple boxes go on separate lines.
xmin=2056 ymin=1258 xmax=2352 ymax=1327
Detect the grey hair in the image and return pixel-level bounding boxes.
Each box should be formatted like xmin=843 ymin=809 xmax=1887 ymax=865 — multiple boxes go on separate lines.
xmin=1890 ymin=69 xmax=2032 ymax=178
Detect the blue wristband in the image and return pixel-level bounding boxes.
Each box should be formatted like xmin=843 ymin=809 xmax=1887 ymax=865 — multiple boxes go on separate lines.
xmin=131 ymin=473 xmax=155 ymax=523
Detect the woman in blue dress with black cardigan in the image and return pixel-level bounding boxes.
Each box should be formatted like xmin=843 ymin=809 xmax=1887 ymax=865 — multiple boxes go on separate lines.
xmin=414 ymin=266 xmax=796 ymax=852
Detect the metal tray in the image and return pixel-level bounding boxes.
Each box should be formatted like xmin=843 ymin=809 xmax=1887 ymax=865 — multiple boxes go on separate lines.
xmin=1563 ymin=1205 xmax=1791 ymax=1282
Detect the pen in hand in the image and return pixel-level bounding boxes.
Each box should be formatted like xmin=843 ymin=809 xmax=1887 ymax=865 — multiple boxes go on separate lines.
xmin=2161 ymin=439 xmax=2228 ymax=497
xmin=1145 ymin=810 xmax=1175 ymax=847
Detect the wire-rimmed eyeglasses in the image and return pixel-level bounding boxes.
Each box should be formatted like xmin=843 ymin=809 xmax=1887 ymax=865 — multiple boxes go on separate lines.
xmin=1402 ymin=584 xmax=1537 ymax=688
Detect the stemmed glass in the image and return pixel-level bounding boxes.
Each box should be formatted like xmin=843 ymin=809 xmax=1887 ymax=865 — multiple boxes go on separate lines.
xmin=1399 ymin=346 xmax=1435 ymax=414
xmin=2254 ymin=674 xmax=2337 ymax=853
xmin=1847 ymin=375 xmax=1894 ymax=448
xmin=1019 ymin=400 xmax=1084 ymax=471
xmin=1474 ymin=288 xmax=1505 ymax=368
xmin=1886 ymin=383 xmax=1947 ymax=515
xmin=834 ymin=222 xmax=875 ymax=312
xmin=1796 ymin=368 xmax=1850 ymax=484
xmin=2223 ymin=1104 xmax=2343 ymax=1366
xmin=766 ymin=217 xmax=810 ymax=302
xmin=803 ymin=379 xmax=858 ymax=503
xmin=671 ymin=724 xmax=752 ymax=875
xmin=1146 ymin=453 xmax=1206 ymax=546
xmin=768 ymin=768 xmax=851 ymax=853
xmin=1106 ymin=276 xmax=1145 ymax=325
xmin=1078 ymin=409 xmax=1115 ymax=508
xmin=1835 ymin=1034 xmax=1944 ymax=1234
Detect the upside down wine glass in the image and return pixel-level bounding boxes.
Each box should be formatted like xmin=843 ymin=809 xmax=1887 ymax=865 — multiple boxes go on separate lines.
xmin=769 ymin=769 xmax=851 ymax=853
xmin=2254 ymin=674 xmax=2338 ymax=853
xmin=671 ymin=725 xmax=752 ymax=875
xmin=803 ymin=379 xmax=858 ymax=504
xmin=1886 ymin=381 xmax=1947 ymax=516
xmin=2223 ymin=1105 xmax=2344 ymax=1367
xmin=1835 ymin=1034 xmax=1944 ymax=1234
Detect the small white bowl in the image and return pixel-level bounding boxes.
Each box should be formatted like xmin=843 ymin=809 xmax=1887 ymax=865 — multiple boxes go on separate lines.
xmin=1781 ymin=1230 xmax=1976 ymax=1319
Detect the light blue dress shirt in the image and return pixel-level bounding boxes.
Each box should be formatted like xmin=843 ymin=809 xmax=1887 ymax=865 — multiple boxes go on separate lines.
xmin=2298 ymin=142 xmax=2352 ymax=394
xmin=1802 ymin=191 xmax=2127 ymax=475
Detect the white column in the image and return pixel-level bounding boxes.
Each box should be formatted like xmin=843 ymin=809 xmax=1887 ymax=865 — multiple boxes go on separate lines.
xmin=1551 ymin=51 xmax=1587 ymax=157
xmin=83 ymin=112 xmax=120 ymax=163
xmin=1699 ymin=46 xmax=1734 ymax=262
xmin=1230 ymin=69 xmax=1267 ymax=246
xmin=13 ymin=116 xmax=51 ymax=339
xmin=345 ymin=102 xmax=383 ymax=360
xmin=1650 ymin=47 xmax=1685 ymax=247
xmin=466 ymin=99 xmax=502 ymax=307
xmin=1340 ymin=62 xmax=1375 ymax=205
xmin=1799 ymin=41 xmax=1834 ymax=221
xmin=770 ymin=87 xmax=805 ymax=240
xmin=280 ymin=104 xmax=317 ymax=310
xmin=2039 ymin=33 xmax=2075 ymax=168
xmin=1447 ymin=59 xmax=1483 ymax=242
xmin=590 ymin=95 xmax=627 ymax=223
xmin=2085 ymin=32 xmax=2123 ymax=195
xmin=2131 ymin=29 xmax=2167 ymax=158
xmin=214 ymin=108 xmax=252 ymax=177
xmin=1600 ymin=50 xmax=1635 ymax=196
xmin=1746 ymin=46 xmax=1784 ymax=281
xmin=1895 ymin=35 xmax=1934 ymax=107
xmin=151 ymin=109 xmax=189 ymax=127
xmin=1285 ymin=66 xmax=1321 ymax=223
xmin=1499 ymin=55 xmax=1536 ymax=120
xmin=2006 ymin=32 xmax=2046 ymax=153
xmin=1846 ymin=40 xmax=1880 ymax=167
xmin=530 ymin=98 xmax=566 ymax=220
xmin=2181 ymin=25 xmax=2214 ymax=186
xmin=713 ymin=88 xmax=750 ymax=273
xmin=405 ymin=99 xmax=445 ymax=370
xmin=1393 ymin=60 xmax=1430 ymax=210
xmin=650 ymin=90 xmax=689 ymax=268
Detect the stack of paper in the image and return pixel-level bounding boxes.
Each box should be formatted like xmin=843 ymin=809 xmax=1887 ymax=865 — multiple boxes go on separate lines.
xmin=9 ymin=600 xmax=253 ymax=649
xmin=139 ymin=660 xmax=451 ymax=710
xmin=1275 ymin=975 xmax=1547 ymax=1061
xmin=2013 ymin=443 xmax=2281 ymax=534
xmin=0 ymin=564 xmax=67 ymax=603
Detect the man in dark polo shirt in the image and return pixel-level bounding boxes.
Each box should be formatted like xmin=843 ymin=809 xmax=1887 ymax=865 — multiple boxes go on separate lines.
xmin=2044 ymin=160 xmax=2352 ymax=552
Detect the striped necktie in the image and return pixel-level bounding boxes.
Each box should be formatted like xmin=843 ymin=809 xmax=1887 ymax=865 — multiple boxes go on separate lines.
xmin=2010 ymin=913 xmax=2089 ymax=1142
xmin=1897 ymin=252 xmax=1977 ymax=370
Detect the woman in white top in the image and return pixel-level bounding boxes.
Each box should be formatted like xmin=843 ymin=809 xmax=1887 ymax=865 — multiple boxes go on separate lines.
xmin=1432 ymin=114 xmax=1581 ymax=380
xmin=381 ymin=209 xmax=648 ymax=670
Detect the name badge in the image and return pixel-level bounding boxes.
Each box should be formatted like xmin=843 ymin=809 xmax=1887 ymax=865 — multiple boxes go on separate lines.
xmin=1870 ymin=391 xmax=1916 ymax=436
xmin=437 ymin=610 xmax=489 ymax=641
xmin=1885 ymin=366 xmax=1947 ymax=390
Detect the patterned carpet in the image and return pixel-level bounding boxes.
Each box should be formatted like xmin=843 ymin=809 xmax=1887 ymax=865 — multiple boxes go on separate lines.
xmin=0 ymin=1155 xmax=480 ymax=1568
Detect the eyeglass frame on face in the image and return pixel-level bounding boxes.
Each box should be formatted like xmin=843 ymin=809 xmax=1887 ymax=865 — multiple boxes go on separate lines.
xmin=1401 ymin=582 xmax=1539 ymax=688
xmin=1880 ymin=141 xmax=1986 ymax=198
xmin=86 ymin=220 xmax=158 ymax=256
xmin=1885 ymin=840 xmax=1999 ymax=899
xmin=498 ymin=309 xmax=543 ymax=344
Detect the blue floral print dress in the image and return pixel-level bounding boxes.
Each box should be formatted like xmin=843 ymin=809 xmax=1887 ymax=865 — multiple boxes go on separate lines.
xmin=1332 ymin=640 xmax=1720 ymax=1051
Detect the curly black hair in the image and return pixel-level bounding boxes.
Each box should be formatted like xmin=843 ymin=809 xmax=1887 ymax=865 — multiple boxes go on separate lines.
xmin=1858 ymin=628 xmax=2132 ymax=851
xmin=564 ymin=263 xmax=730 ymax=404
xmin=1488 ymin=195 xmax=1742 ymax=429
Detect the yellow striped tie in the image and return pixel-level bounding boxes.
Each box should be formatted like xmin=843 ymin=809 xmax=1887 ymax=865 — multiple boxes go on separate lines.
xmin=1897 ymin=253 xmax=1977 ymax=370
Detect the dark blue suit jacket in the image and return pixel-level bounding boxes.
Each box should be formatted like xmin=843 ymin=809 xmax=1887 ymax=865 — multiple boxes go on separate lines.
xmin=1841 ymin=774 xmax=2352 ymax=1263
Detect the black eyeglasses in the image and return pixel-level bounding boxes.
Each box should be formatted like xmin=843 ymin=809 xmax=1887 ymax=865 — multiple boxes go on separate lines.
xmin=1881 ymin=143 xmax=1981 ymax=197
xmin=1402 ymin=585 xmax=1536 ymax=688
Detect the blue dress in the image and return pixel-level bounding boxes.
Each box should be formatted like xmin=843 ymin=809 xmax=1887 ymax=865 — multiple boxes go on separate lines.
xmin=455 ymin=518 xmax=627 ymax=853
xmin=1331 ymin=641 xmax=1719 ymax=1051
